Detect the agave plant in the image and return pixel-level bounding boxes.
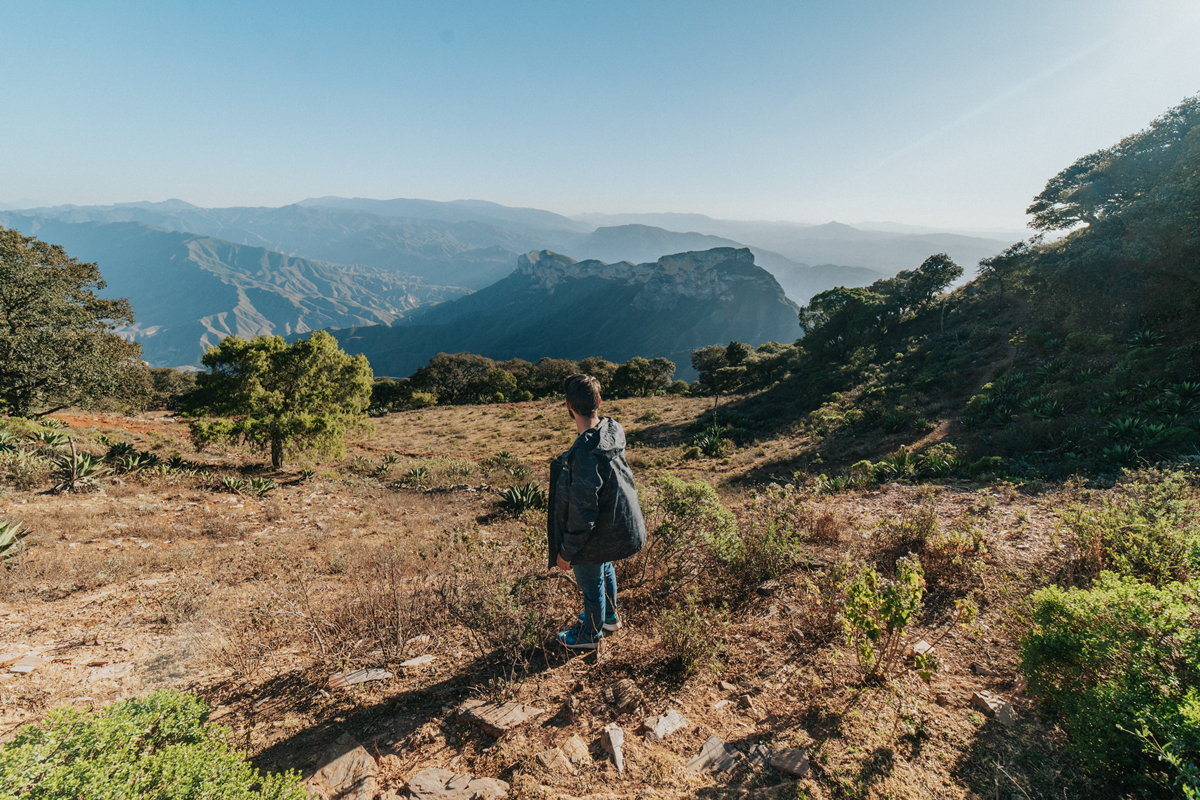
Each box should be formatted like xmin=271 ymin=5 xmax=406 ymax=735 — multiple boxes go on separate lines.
xmin=31 ymin=430 xmax=69 ymax=449
xmin=248 ymin=477 xmax=277 ymax=498
xmin=219 ymin=474 xmax=245 ymax=494
xmin=167 ymin=455 xmax=190 ymax=471
xmin=54 ymin=449 xmax=109 ymax=493
xmin=0 ymin=431 xmax=18 ymax=453
xmin=1031 ymin=400 xmax=1066 ymax=420
xmin=872 ymin=447 xmax=921 ymax=481
xmin=0 ymin=520 xmax=28 ymax=568
xmin=299 ymin=468 xmax=316 ymax=481
xmin=1073 ymin=368 xmax=1101 ymax=384
xmin=405 ymin=466 xmax=429 ymax=484
xmin=1105 ymin=417 xmax=1146 ymax=442
xmin=106 ymin=441 xmax=136 ymax=460
xmin=39 ymin=418 xmax=66 ymax=429
xmin=498 ymin=482 xmax=547 ymax=514
xmin=1170 ymin=382 xmax=1200 ymax=402
xmin=1102 ymin=444 xmax=1139 ymax=464
xmin=692 ymin=423 xmax=730 ymax=458
xmin=1128 ymin=329 xmax=1164 ymax=347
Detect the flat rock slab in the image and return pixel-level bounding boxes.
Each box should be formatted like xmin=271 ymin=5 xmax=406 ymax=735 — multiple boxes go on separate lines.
xmin=84 ymin=662 xmax=133 ymax=682
xmin=306 ymin=732 xmax=377 ymax=800
xmin=769 ymin=747 xmax=810 ymax=777
xmin=328 ymin=669 xmax=393 ymax=689
xmin=687 ymin=735 xmax=743 ymax=774
xmin=997 ymin=702 xmax=1018 ymax=727
xmin=457 ymin=699 xmax=546 ymax=737
xmin=642 ymin=708 xmax=687 ymax=743
xmin=8 ymin=654 xmax=47 ymax=674
xmin=405 ymin=767 xmax=509 ymax=799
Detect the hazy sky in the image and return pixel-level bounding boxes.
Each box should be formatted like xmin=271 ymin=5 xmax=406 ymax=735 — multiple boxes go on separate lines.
xmin=3 ymin=1 xmax=1198 ymax=230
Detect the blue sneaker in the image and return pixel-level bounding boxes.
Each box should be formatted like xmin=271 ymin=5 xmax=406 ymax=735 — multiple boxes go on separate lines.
xmin=578 ymin=611 xmax=622 ymax=632
xmin=557 ymin=625 xmax=603 ymax=650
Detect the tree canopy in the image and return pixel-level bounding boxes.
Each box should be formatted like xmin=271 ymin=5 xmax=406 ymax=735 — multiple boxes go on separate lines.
xmin=186 ymin=331 xmax=373 ymax=468
xmin=0 ymin=227 xmax=148 ymax=416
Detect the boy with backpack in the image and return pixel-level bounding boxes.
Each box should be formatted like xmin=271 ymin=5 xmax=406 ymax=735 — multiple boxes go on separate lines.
xmin=548 ymin=374 xmax=647 ymax=649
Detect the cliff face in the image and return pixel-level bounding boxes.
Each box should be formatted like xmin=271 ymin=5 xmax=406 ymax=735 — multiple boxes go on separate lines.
xmin=333 ymin=248 xmax=803 ymax=380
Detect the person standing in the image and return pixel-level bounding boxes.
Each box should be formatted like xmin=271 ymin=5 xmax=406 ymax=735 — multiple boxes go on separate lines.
xmin=548 ymin=374 xmax=647 ymax=649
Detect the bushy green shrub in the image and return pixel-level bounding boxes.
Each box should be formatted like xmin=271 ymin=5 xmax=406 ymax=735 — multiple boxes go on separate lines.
xmin=0 ymin=690 xmax=305 ymax=799
xmin=1020 ymin=574 xmax=1200 ymax=793
xmin=644 ymin=474 xmax=737 ymax=592
xmin=1060 ymin=468 xmax=1199 ymax=586
xmin=874 ymin=493 xmax=987 ymax=595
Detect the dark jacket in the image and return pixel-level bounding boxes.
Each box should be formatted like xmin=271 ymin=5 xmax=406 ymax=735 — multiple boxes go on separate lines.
xmin=547 ymin=417 xmax=646 ymax=567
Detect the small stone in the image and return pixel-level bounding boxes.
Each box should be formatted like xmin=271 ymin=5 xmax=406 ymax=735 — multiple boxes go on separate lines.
xmin=714 ymin=699 xmax=731 ymax=710
xmin=971 ymin=662 xmax=998 ymax=677
xmin=327 ymin=669 xmax=393 ymax=689
xmin=457 ymin=699 xmax=546 ymax=737
xmin=971 ymin=690 xmax=1004 ymax=716
xmin=400 ymin=654 xmax=436 ymax=670
xmin=536 ymin=746 xmax=574 ymax=773
xmin=769 ymin=747 xmax=810 ymax=777
xmin=642 ymin=708 xmax=686 ymax=743
xmin=755 ymin=579 xmax=781 ymax=596
xmin=997 ymin=702 xmax=1017 ymax=727
xmin=603 ymin=678 xmax=643 ymax=713
xmin=935 ymin=691 xmax=952 ymax=707
xmin=305 ymin=733 xmax=377 ymax=800
xmin=910 ymin=640 xmax=934 ymax=657
xmin=687 ymin=735 xmax=743 ymax=773
xmin=739 ymin=694 xmax=761 ymax=718
xmin=560 ymin=734 xmax=590 ymax=765
xmin=601 ymin=724 xmax=625 ymax=774
xmin=405 ymin=767 xmax=508 ymax=800
xmin=718 ymin=680 xmax=738 ymax=692
xmin=84 ymin=662 xmax=133 ymax=682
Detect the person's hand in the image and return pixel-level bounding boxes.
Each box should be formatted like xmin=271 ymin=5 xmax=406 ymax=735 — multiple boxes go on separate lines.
xmin=556 ymin=553 xmax=571 ymax=571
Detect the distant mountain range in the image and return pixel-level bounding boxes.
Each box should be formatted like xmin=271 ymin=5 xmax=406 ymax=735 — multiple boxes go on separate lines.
xmin=0 ymin=213 xmax=468 ymax=368
xmin=2 ymin=197 xmax=1016 ymax=373
xmin=328 ymin=248 xmax=802 ymax=380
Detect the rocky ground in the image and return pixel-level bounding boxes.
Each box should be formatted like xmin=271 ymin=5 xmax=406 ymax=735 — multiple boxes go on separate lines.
xmin=0 ymin=403 xmax=1110 ymax=799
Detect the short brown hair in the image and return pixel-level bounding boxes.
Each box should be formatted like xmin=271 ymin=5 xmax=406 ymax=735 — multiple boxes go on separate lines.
xmin=564 ymin=373 xmax=602 ymax=416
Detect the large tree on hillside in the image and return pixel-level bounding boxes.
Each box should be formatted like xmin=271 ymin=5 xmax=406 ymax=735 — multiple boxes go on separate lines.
xmin=798 ymin=286 xmax=891 ymax=357
xmin=0 ymin=227 xmax=149 ymax=416
xmin=186 ymin=331 xmax=372 ymax=468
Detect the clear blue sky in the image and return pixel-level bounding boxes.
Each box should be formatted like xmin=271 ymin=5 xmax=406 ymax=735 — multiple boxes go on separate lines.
xmin=3 ymin=0 xmax=1198 ymax=229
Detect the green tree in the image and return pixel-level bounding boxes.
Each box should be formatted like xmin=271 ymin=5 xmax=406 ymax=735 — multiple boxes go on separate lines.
xmin=691 ymin=343 xmax=751 ymax=409
xmin=578 ymin=356 xmax=619 ymax=391
xmin=798 ymin=286 xmax=891 ymax=357
xmin=186 ymin=331 xmax=372 ymax=468
xmin=612 ymin=356 xmax=675 ymax=397
xmin=0 ymin=227 xmax=149 ymax=416
xmin=906 ymin=253 xmax=963 ymax=308
xmin=408 ymin=352 xmax=496 ymax=404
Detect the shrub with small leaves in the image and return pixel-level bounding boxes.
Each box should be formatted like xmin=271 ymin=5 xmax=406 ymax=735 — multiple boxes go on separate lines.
xmin=842 ymin=555 xmax=925 ymax=682
xmin=0 ymin=689 xmax=306 ymax=799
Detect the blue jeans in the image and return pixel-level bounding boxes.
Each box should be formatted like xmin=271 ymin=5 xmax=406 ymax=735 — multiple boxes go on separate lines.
xmin=572 ymin=561 xmax=617 ymax=639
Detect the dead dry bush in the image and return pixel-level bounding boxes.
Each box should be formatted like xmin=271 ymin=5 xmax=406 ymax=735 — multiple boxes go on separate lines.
xmin=157 ymin=574 xmax=212 ymax=624
xmin=199 ymin=510 xmax=241 ymax=540
xmin=873 ymin=491 xmax=987 ymax=596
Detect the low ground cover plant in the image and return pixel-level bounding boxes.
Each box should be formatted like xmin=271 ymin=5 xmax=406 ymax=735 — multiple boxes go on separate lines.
xmin=0 ymin=690 xmax=305 ymax=799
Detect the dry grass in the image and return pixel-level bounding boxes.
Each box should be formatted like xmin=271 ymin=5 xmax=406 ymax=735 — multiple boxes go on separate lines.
xmin=0 ymin=405 xmax=1116 ymax=799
